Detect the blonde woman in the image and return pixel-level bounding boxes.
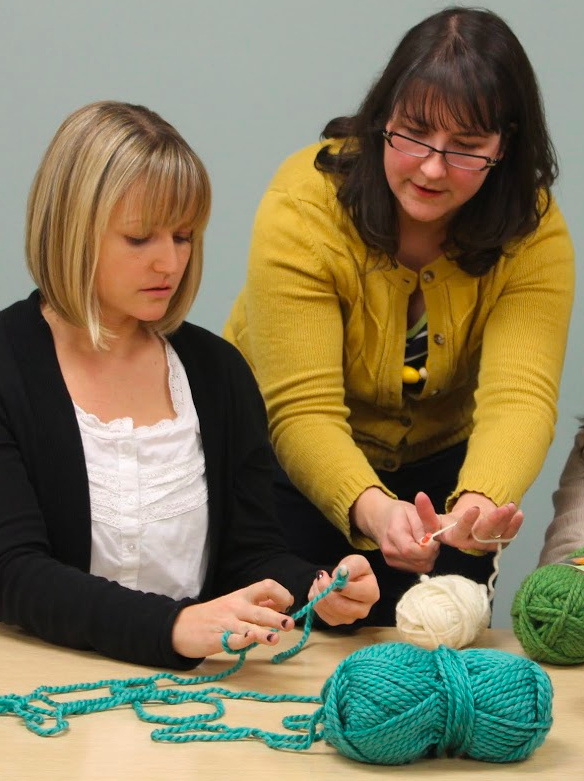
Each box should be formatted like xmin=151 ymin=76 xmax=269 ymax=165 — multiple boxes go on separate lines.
xmin=0 ymin=102 xmax=379 ymax=668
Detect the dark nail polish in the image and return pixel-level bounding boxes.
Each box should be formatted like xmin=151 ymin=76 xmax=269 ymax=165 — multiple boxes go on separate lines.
xmin=244 ymin=630 xmax=250 ymax=638
xmin=267 ymin=633 xmax=274 ymax=642
xmin=281 ymin=618 xmax=288 ymax=628
xmin=316 ymin=570 xmax=325 ymax=580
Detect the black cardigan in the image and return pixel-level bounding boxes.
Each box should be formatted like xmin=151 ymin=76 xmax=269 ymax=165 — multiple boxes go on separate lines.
xmin=0 ymin=292 xmax=316 ymax=668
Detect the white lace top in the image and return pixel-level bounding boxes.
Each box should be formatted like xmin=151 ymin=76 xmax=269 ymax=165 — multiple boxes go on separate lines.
xmin=74 ymin=342 xmax=209 ymax=601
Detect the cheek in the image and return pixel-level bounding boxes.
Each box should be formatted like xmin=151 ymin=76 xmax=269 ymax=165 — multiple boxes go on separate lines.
xmin=453 ymin=171 xmax=490 ymax=202
xmin=383 ymin=149 xmax=418 ymax=189
xmin=179 ymin=247 xmax=192 ymax=273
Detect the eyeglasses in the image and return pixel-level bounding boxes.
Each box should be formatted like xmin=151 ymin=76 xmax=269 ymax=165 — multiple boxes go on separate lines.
xmin=382 ymin=130 xmax=500 ymax=172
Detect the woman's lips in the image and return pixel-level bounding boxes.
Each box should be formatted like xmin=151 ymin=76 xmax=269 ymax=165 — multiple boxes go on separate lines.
xmin=141 ymin=287 xmax=173 ymax=297
xmin=411 ymin=182 xmax=444 ymax=198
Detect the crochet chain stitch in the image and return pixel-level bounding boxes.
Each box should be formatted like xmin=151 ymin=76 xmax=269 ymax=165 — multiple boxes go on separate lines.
xmin=0 ymin=569 xmax=349 ymax=742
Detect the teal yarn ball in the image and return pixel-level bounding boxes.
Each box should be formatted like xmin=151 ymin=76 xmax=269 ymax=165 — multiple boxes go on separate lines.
xmin=319 ymin=642 xmax=552 ymax=765
xmin=512 ymin=548 xmax=584 ymax=665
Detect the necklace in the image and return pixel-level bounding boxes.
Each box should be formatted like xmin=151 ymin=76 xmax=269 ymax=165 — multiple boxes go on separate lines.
xmin=402 ymin=365 xmax=428 ymax=384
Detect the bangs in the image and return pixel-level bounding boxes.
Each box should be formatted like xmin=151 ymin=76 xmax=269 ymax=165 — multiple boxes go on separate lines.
xmin=122 ymin=143 xmax=210 ymax=234
xmin=393 ymin=69 xmax=504 ymax=134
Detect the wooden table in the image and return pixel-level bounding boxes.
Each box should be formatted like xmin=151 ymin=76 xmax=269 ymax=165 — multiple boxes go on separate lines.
xmin=0 ymin=623 xmax=581 ymax=780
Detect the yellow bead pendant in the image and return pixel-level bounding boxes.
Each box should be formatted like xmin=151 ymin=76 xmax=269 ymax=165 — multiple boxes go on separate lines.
xmin=402 ymin=366 xmax=428 ymax=384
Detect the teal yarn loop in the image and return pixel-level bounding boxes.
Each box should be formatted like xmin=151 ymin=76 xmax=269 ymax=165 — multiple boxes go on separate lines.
xmin=0 ymin=569 xmax=347 ymax=740
xmin=220 ymin=565 xmax=349 ymax=664
xmin=318 ymin=642 xmax=553 ymax=765
xmin=512 ymin=546 xmax=584 ymax=665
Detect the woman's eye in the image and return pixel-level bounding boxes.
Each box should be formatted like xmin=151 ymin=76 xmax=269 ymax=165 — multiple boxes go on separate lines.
xmin=404 ymin=127 xmax=425 ymax=138
xmin=125 ymin=235 xmax=149 ymax=246
xmin=174 ymin=234 xmax=193 ymax=244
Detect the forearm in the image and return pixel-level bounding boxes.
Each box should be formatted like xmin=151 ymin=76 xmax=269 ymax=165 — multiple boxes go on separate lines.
xmin=0 ymin=554 xmax=197 ymax=669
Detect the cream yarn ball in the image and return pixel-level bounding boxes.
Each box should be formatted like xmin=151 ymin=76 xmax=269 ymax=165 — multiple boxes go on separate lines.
xmin=396 ymin=574 xmax=491 ymax=650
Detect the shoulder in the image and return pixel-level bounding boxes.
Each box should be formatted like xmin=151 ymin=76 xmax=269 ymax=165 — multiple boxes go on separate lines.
xmin=0 ymin=291 xmax=40 ymax=332
xmin=169 ymin=321 xmax=257 ymax=385
xmin=512 ymin=197 xmax=574 ymax=259
xmin=0 ymin=292 xmax=44 ymax=366
xmin=493 ymin=196 xmax=575 ymax=287
xmin=264 ymin=140 xmax=343 ymax=208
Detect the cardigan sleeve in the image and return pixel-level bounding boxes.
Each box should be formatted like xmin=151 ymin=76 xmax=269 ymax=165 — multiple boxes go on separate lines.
xmin=242 ymin=185 xmax=393 ymax=547
xmin=0 ymin=394 xmax=200 ymax=669
xmin=448 ymin=201 xmax=575 ymax=509
xmin=539 ymin=428 xmax=584 ymax=565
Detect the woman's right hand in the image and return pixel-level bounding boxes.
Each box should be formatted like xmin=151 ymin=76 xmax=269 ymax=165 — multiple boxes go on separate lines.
xmin=350 ymin=487 xmax=441 ymax=572
xmin=171 ymin=580 xmax=296 ymax=659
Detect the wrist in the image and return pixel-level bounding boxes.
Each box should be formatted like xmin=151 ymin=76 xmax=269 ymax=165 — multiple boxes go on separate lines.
xmin=171 ymin=605 xmax=197 ymax=658
xmin=451 ymin=491 xmax=497 ymax=516
xmin=350 ymin=487 xmax=394 ymax=541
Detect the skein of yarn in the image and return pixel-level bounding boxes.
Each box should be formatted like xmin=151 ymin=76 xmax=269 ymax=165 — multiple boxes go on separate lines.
xmin=319 ymin=642 xmax=552 ymax=765
xmin=512 ymin=546 xmax=584 ymax=665
xmin=396 ymin=574 xmax=491 ymax=649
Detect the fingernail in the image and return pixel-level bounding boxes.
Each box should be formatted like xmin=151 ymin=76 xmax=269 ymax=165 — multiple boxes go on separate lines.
xmin=315 ymin=570 xmax=325 ymax=580
xmin=281 ymin=618 xmax=288 ymax=628
xmin=284 ymin=604 xmax=293 ymax=615
xmin=267 ymin=633 xmax=275 ymax=642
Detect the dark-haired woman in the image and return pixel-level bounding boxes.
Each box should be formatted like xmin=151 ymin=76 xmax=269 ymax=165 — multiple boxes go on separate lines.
xmin=224 ymin=7 xmax=574 ymax=623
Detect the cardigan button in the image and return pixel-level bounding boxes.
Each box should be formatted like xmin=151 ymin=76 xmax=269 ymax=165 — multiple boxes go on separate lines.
xmin=422 ymin=270 xmax=435 ymax=283
xmin=399 ymin=416 xmax=412 ymax=427
xmin=433 ymin=333 xmax=446 ymax=345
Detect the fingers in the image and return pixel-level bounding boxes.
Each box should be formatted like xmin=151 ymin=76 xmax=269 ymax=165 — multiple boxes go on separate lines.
xmin=226 ymin=627 xmax=282 ymax=651
xmin=379 ymin=505 xmax=440 ymax=572
xmin=447 ymin=504 xmax=481 ymax=542
xmin=471 ymin=503 xmax=523 ymax=546
xmin=244 ymin=579 xmax=295 ymax=614
xmin=414 ymin=492 xmax=442 ymax=536
xmin=310 ymin=556 xmax=380 ymax=626
xmin=442 ymin=502 xmax=523 ymax=551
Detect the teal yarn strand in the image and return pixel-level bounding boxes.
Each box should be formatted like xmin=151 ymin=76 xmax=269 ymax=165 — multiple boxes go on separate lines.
xmin=0 ymin=568 xmax=553 ymax=765
xmin=318 ymin=643 xmax=552 ymax=764
xmin=512 ymin=546 xmax=584 ymax=665
xmin=0 ymin=570 xmax=347 ymax=740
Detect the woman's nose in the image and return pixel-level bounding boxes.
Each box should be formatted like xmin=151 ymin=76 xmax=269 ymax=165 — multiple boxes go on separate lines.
xmin=419 ymin=149 xmax=449 ymax=178
xmin=152 ymin=233 xmax=181 ymax=273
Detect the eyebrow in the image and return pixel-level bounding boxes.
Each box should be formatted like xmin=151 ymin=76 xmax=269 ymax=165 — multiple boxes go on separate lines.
xmin=400 ymin=117 xmax=493 ymax=139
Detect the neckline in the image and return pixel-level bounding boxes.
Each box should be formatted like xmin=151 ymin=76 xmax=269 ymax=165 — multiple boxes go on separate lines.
xmin=73 ymin=341 xmax=184 ymax=435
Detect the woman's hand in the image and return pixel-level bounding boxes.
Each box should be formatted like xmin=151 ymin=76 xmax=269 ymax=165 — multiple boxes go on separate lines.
xmin=310 ymin=555 xmax=380 ymax=625
xmin=171 ymin=579 xmax=295 ymax=659
xmin=350 ymin=487 xmax=442 ymax=572
xmin=437 ymin=492 xmax=523 ymax=552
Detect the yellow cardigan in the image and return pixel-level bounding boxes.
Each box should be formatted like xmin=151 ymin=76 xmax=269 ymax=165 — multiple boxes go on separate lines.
xmin=224 ymin=141 xmax=575 ymax=549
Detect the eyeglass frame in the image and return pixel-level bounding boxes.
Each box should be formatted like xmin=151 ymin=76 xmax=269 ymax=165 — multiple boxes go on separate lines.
xmin=382 ymin=130 xmax=500 ymax=171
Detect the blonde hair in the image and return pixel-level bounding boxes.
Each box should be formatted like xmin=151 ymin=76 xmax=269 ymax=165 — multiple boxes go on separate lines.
xmin=26 ymin=101 xmax=211 ymax=347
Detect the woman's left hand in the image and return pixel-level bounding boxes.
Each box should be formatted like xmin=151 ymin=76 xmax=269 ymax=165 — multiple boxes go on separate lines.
xmin=310 ymin=554 xmax=380 ymax=626
xmin=434 ymin=491 xmax=524 ymax=552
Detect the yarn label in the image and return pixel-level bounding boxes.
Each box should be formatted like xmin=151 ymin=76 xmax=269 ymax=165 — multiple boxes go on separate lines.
xmin=558 ymin=555 xmax=584 ymax=572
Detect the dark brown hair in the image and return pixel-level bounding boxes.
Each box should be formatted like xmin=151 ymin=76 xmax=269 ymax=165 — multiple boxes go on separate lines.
xmin=315 ymin=6 xmax=557 ymax=275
